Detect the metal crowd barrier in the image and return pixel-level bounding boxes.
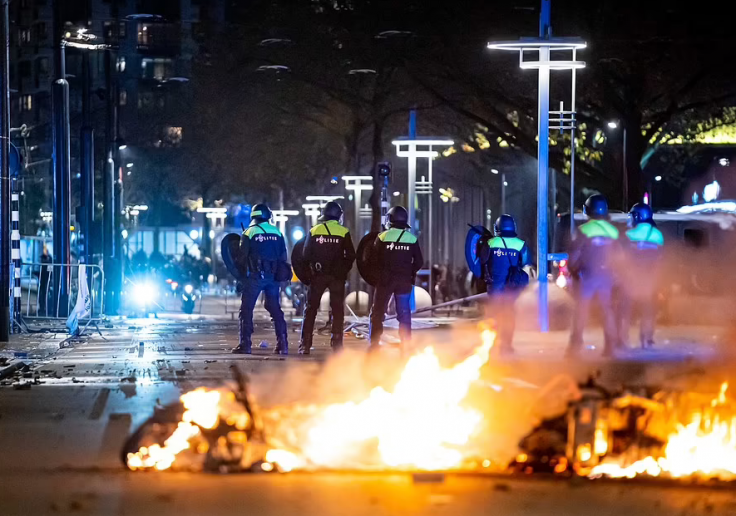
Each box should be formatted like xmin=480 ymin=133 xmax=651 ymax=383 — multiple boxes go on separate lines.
xmin=18 ymin=262 xmax=105 ymax=323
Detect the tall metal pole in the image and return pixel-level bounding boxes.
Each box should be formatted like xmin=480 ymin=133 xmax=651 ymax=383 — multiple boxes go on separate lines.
xmin=52 ymin=0 xmax=71 ymax=317
xmin=537 ymin=0 xmax=551 ymax=332
xmin=0 ymin=0 xmax=11 ymax=341
xmin=570 ymin=48 xmax=577 ymax=236
xmin=407 ymin=110 xmax=417 ymax=230
xmin=427 ymin=148 xmax=434 ymax=298
xmin=103 ymin=48 xmax=118 ymax=314
xmin=622 ymin=127 xmax=628 ymax=210
xmin=81 ymin=51 xmax=94 ymax=265
xmin=501 ymin=173 xmax=507 ymax=214
xmin=353 ymin=188 xmax=361 ymax=239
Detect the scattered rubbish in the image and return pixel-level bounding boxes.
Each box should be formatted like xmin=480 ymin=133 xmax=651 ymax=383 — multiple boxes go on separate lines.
xmin=205 ymin=360 xmax=217 ymax=364
xmin=71 ymin=377 xmax=81 ymax=383
xmin=184 ymin=347 xmax=193 ymax=351
xmin=0 ymin=357 xmax=8 ymax=366
xmin=13 ymin=352 xmax=28 ymax=359
xmin=259 ymin=341 xmax=269 ymax=348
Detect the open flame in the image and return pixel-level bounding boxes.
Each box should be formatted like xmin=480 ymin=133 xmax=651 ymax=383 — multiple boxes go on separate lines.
xmin=127 ymin=387 xmax=250 ymax=471
xmin=126 ymin=328 xmax=496 ymax=472
xmin=274 ymin=328 xmax=496 ymax=470
xmin=591 ymin=382 xmax=736 ymax=480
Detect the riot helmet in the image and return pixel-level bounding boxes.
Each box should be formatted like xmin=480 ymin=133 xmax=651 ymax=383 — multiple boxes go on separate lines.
xmin=251 ymin=203 xmax=272 ymax=223
xmin=494 ymin=214 xmax=517 ymax=237
xmin=583 ymin=194 xmax=609 ymax=220
xmin=387 ymin=206 xmax=409 ymax=229
xmin=319 ymin=201 xmax=343 ymax=222
xmin=628 ymin=202 xmax=653 ymax=227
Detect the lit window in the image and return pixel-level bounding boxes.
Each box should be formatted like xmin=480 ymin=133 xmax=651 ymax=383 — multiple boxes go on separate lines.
xmin=141 ymin=58 xmax=173 ymax=81
xmin=20 ymin=29 xmax=32 ymax=44
xmin=119 ymin=90 xmax=127 ymax=106
xmin=21 ymin=94 xmax=33 ymax=111
xmin=116 ymin=57 xmax=126 ymax=72
xmin=163 ymin=126 xmax=183 ymax=146
xmin=137 ymin=23 xmax=150 ymax=45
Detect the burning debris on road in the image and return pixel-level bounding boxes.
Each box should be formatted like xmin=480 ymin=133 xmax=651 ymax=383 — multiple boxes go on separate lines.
xmin=123 ymin=326 xmax=736 ymax=483
xmin=124 ymin=327 xmax=498 ymax=473
xmin=518 ymin=378 xmax=736 ymax=483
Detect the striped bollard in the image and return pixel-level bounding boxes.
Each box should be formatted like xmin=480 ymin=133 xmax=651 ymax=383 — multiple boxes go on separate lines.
xmin=11 ymin=192 xmax=21 ymax=328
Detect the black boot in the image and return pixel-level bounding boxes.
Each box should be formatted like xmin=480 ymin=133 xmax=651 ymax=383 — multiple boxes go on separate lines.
xmin=233 ymin=319 xmax=252 ymax=354
xmin=232 ymin=339 xmax=252 ymax=354
xmin=330 ymin=334 xmax=343 ymax=353
xmin=274 ymin=334 xmax=289 ymax=355
xmin=298 ymin=337 xmax=312 ymax=355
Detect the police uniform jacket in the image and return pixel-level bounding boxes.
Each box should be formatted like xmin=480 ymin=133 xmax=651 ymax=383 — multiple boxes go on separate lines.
xmin=480 ymin=235 xmax=529 ymax=290
xmin=373 ymin=227 xmax=424 ymax=287
xmin=568 ymin=219 xmax=621 ymax=280
xmin=303 ymin=220 xmax=355 ymax=279
xmin=239 ymin=221 xmax=287 ymax=279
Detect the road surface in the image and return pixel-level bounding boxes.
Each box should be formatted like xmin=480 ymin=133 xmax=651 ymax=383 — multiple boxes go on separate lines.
xmin=1 ymin=313 xmax=735 ymax=515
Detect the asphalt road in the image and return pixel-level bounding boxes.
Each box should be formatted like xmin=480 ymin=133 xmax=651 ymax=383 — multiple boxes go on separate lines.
xmin=1 ymin=313 xmax=735 ymax=515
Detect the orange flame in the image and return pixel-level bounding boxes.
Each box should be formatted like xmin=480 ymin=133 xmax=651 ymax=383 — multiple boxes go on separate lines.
xmin=591 ymin=382 xmax=736 ymax=480
xmin=127 ymin=330 xmax=496 ymax=472
xmin=270 ymin=328 xmax=496 ymax=470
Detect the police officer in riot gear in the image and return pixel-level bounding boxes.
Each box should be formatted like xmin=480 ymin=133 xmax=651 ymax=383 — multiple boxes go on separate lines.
xmin=299 ymin=201 xmax=355 ymax=354
xmin=232 ymin=203 xmax=290 ymax=355
xmin=567 ymin=194 xmax=621 ymax=358
xmin=617 ymin=202 xmax=664 ymax=349
xmin=480 ymin=214 xmax=529 ymax=354
xmin=369 ymin=206 xmax=424 ymax=351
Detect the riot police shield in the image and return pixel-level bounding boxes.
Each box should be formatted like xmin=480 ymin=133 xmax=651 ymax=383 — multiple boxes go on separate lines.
xmin=356 ymin=231 xmax=380 ymax=287
xmin=465 ymin=224 xmax=492 ymax=278
xmin=290 ymin=238 xmax=311 ymax=285
xmin=221 ymin=233 xmax=246 ymax=282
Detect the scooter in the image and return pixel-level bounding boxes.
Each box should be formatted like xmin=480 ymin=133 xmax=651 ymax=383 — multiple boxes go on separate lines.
xmin=180 ymin=282 xmax=199 ymax=314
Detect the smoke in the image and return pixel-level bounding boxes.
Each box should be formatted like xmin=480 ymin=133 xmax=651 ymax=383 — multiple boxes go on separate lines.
xmin=243 ymin=324 xmax=582 ymax=470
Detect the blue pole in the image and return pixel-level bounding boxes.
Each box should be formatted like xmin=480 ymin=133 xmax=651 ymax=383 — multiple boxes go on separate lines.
xmin=537 ymin=0 xmax=551 ymax=332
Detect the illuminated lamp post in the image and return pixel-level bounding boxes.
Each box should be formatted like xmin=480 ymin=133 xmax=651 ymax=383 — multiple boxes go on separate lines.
xmin=271 ymin=209 xmax=300 ymax=244
xmin=488 ymin=0 xmax=585 ymax=332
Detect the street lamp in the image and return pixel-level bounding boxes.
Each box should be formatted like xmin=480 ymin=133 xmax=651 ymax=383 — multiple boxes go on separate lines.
xmin=271 ymin=209 xmax=300 ymax=242
xmin=439 ymin=188 xmax=460 ymax=263
xmin=491 ymin=169 xmax=508 ymax=214
xmin=391 ymin=111 xmax=453 ymax=231
xmin=488 ymin=0 xmax=586 ymax=332
xmin=302 ymin=203 xmax=322 ymax=228
xmin=607 ymin=120 xmax=629 ymax=210
xmin=342 ymin=176 xmax=373 ymax=238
